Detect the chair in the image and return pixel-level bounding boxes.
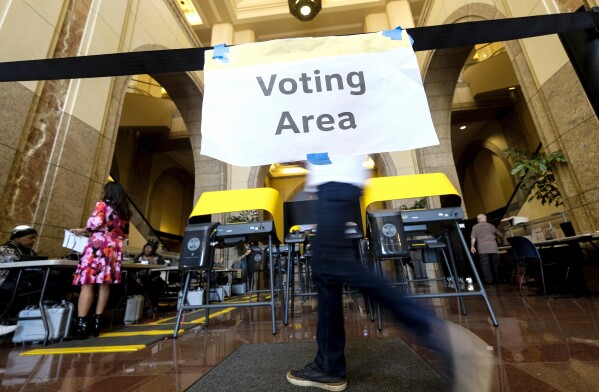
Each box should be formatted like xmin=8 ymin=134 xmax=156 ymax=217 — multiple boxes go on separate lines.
xmin=505 ymin=246 xmax=519 ymax=284
xmin=506 ymin=236 xmax=563 ymax=297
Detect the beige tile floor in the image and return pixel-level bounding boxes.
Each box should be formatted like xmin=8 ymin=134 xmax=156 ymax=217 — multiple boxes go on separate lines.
xmin=1 ymin=280 xmax=599 ymax=392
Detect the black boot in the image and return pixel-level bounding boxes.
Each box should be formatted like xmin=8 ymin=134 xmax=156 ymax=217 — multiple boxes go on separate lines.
xmin=92 ymin=314 xmax=102 ymax=337
xmin=72 ymin=316 xmax=89 ymax=340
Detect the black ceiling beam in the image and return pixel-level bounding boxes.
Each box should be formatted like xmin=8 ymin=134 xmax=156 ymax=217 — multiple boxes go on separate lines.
xmin=0 ymin=10 xmax=597 ymax=82
xmin=409 ymin=9 xmax=599 ymax=52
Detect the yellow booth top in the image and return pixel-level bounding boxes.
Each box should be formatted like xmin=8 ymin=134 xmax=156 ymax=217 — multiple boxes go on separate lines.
xmin=189 ymin=187 xmax=284 ymax=243
xmin=362 ymin=173 xmax=462 ymax=234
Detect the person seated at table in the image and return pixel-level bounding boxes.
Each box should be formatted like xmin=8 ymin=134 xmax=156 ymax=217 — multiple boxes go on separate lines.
xmin=129 ymin=241 xmax=166 ymax=311
xmin=0 ymin=225 xmax=38 ymax=261
xmin=0 ymin=225 xmax=41 ymax=300
xmin=0 ymin=225 xmax=71 ymax=310
xmin=0 ymin=225 xmax=39 ymax=321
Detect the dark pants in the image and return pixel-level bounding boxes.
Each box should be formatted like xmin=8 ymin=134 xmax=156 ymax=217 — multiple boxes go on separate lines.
xmin=311 ymin=182 xmax=446 ymax=376
xmin=478 ymin=253 xmax=498 ymax=284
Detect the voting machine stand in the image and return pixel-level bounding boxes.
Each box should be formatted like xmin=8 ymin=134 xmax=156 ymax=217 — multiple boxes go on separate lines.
xmin=282 ymin=199 xmax=367 ymax=325
xmin=363 ymin=174 xmax=498 ymax=328
xmin=173 ymin=188 xmax=284 ymax=337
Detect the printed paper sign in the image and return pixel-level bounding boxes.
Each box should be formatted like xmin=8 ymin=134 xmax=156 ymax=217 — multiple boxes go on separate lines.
xmin=200 ymin=31 xmax=438 ymax=166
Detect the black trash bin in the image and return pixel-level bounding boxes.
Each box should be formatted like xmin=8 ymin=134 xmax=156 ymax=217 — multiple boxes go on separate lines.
xmin=179 ymin=222 xmax=220 ymax=270
xmin=367 ymin=210 xmax=408 ymax=259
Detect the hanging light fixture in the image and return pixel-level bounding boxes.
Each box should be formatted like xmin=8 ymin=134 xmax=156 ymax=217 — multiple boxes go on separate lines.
xmin=288 ymin=0 xmax=322 ymax=22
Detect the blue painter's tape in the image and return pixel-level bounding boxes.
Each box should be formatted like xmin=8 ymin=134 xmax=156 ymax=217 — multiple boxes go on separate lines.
xmin=212 ymin=43 xmax=230 ymax=62
xmin=307 ymin=153 xmax=332 ymax=165
xmin=382 ymin=26 xmax=414 ymax=45
xmin=382 ymin=26 xmax=404 ymax=40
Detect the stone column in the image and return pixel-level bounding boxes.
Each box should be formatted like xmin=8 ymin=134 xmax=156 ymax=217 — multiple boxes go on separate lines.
xmin=0 ymin=0 xmax=93 ymax=237
xmin=364 ymin=13 xmax=389 ymax=32
xmin=234 ymin=30 xmax=256 ymax=45
xmin=211 ymin=23 xmax=234 ymax=46
xmin=386 ymin=0 xmax=415 ymax=29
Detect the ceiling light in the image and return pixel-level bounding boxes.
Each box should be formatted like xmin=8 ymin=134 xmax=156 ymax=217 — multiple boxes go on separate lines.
xmin=289 ymin=0 xmax=322 ymax=22
xmin=459 ymin=125 xmax=467 ymax=130
xmin=508 ymin=86 xmax=516 ymax=90
xmin=178 ymin=0 xmax=202 ymax=26
xmin=185 ymin=12 xmax=202 ymax=25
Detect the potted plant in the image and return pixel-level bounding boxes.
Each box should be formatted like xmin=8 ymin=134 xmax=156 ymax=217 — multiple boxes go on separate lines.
xmin=501 ymin=148 xmax=567 ymax=207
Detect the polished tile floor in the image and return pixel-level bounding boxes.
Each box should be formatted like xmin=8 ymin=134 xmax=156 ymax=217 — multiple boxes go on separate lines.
xmin=1 ymin=281 xmax=599 ymax=392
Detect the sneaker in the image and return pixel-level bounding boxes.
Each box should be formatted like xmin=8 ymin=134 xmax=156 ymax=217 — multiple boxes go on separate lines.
xmin=0 ymin=325 xmax=17 ymax=336
xmin=287 ymin=362 xmax=347 ymax=391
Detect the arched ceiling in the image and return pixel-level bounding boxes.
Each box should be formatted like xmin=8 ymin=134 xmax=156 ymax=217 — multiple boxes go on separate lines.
xmin=189 ymin=0 xmax=426 ymax=45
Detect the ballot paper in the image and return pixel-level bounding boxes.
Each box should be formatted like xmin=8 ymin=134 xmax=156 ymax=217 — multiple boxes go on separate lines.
xmin=62 ymin=230 xmax=88 ymax=253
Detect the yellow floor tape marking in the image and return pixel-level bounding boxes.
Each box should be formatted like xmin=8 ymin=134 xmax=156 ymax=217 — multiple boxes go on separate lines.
xmin=150 ymin=293 xmax=268 ymax=325
xmin=100 ymin=330 xmax=180 ymax=337
xmin=151 ymin=294 xmax=257 ymax=325
xmin=19 ymin=293 xmax=273 ymax=355
xmin=20 ymin=345 xmax=147 ymax=356
xmin=188 ymin=307 xmax=236 ymax=324
xmin=184 ymin=294 xmax=272 ymax=327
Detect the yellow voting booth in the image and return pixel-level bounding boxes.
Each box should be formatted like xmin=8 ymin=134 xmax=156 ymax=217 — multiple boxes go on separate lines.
xmin=174 ymin=188 xmax=285 ymax=337
xmin=362 ymin=173 xmax=462 ymax=233
xmin=361 ymin=173 xmax=498 ymax=328
xmin=189 ymin=187 xmax=284 ymax=244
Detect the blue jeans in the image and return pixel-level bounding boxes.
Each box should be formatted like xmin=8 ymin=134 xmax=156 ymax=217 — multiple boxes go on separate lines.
xmin=311 ymin=182 xmax=445 ymax=376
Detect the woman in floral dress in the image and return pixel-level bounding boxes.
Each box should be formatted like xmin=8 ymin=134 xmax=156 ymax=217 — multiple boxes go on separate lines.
xmin=71 ymin=182 xmax=131 ymax=338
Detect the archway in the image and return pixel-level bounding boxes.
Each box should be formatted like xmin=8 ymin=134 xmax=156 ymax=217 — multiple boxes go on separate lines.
xmin=105 ymin=45 xmax=227 ymax=207
xmin=420 ymin=4 xmax=549 ymax=216
xmin=147 ymin=167 xmax=194 ymax=251
xmin=247 ymin=152 xmax=398 ymax=199
xmin=457 ymin=140 xmax=514 ymax=217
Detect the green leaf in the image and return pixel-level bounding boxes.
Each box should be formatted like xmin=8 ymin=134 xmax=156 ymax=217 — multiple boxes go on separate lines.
xmin=502 ymin=147 xmax=566 ymax=208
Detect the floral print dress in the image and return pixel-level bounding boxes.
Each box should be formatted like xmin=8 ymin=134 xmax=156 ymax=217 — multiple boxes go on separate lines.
xmin=72 ymin=200 xmax=129 ymax=285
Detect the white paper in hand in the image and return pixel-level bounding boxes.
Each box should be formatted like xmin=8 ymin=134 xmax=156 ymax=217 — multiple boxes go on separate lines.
xmin=62 ymin=230 xmax=88 ymax=253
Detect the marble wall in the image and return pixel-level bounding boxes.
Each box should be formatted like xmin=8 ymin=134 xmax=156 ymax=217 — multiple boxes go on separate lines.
xmin=0 ymin=0 xmax=206 ymax=256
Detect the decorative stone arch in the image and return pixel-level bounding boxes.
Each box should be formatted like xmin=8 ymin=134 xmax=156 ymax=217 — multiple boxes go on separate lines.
xmin=103 ymin=44 xmax=227 ymax=206
xmin=149 ymin=167 xmax=194 ymax=206
xmin=370 ymin=152 xmax=398 ymax=177
xmin=147 ymin=166 xmax=195 ymax=233
xmin=248 ymin=165 xmax=269 ymax=189
xmin=419 ymin=3 xmax=550 ymax=210
xmin=456 ymin=140 xmax=513 ymax=187
xmin=246 ymin=152 xmax=397 ymax=191
xmin=419 ymin=43 xmax=472 ymax=209
xmin=456 ymin=139 xmax=516 ymax=214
